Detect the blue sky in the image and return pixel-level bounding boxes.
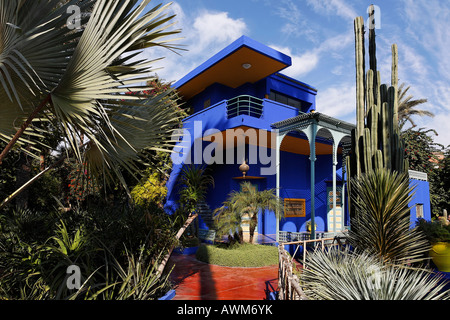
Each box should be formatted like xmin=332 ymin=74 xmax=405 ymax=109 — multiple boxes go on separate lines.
xmin=143 ymin=0 xmax=450 ymax=147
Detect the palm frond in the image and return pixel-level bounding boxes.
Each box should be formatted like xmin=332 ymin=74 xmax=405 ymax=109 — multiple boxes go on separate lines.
xmin=398 ymin=82 xmax=434 ymax=129
xmin=84 ymin=89 xmax=183 ymax=186
xmin=0 ymin=0 xmax=93 ymax=154
xmin=49 ymin=0 xmax=182 ymax=172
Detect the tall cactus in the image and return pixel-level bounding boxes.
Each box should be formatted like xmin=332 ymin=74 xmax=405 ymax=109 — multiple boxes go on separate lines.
xmin=347 ymin=6 xmax=409 ymax=217
xmin=347 ymin=6 xmax=407 ymax=180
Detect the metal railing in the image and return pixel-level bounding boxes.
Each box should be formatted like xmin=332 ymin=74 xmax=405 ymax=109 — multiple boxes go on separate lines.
xmin=278 ymin=231 xmax=332 ymax=243
xmin=226 ymin=95 xmax=264 ymax=119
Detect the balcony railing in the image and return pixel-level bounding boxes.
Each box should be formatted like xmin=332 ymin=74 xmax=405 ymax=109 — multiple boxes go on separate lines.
xmin=226 ymin=95 xmax=264 ymax=119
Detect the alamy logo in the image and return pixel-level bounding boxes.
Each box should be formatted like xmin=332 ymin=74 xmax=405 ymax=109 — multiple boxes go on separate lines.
xmin=66 ymin=265 xmax=81 ymax=290
xmin=367 ymin=5 xmax=381 ymax=30
xmin=172 ymin=121 xmax=278 ymax=176
xmin=67 ymin=5 xmax=81 ymax=30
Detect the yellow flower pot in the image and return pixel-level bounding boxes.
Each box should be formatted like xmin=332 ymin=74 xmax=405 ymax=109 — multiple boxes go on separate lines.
xmin=430 ymin=242 xmax=450 ymax=272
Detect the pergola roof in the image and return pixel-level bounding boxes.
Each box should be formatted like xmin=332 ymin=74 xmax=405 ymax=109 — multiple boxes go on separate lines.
xmin=273 ymin=112 xmax=355 ymax=242
xmin=272 ymin=112 xmax=355 ymax=137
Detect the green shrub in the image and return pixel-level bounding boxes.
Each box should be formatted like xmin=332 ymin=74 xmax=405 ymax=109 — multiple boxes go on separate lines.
xmin=196 ymin=243 xmax=278 ymax=267
xmin=416 ymin=218 xmax=450 ymax=244
xmin=0 ymin=204 xmax=178 ymax=300
xmin=131 ymin=171 xmax=167 ymax=208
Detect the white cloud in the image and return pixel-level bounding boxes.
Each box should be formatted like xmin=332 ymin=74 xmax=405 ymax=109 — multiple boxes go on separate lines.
xmin=318 ymin=31 xmax=353 ymax=53
xmin=391 ymin=0 xmax=450 ymax=146
xmin=270 ymin=45 xmax=319 ymax=78
xmin=191 ymin=11 xmax=247 ymax=54
xmin=269 ymin=31 xmax=353 ymax=78
xmin=306 ymin=0 xmax=357 ymax=22
xmin=401 ymin=0 xmax=450 ymax=81
xmin=272 ymin=0 xmax=319 ymax=42
xmin=138 ymin=2 xmax=248 ymax=83
xmin=316 ymin=83 xmax=356 ymax=122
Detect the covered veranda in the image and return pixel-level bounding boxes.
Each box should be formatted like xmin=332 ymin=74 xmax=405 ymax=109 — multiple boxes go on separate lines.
xmin=272 ymin=112 xmax=355 ymax=242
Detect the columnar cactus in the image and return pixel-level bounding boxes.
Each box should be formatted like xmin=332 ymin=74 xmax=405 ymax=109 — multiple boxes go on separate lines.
xmin=347 ymin=6 xmax=408 ymax=182
xmin=347 ymin=6 xmax=409 ymax=218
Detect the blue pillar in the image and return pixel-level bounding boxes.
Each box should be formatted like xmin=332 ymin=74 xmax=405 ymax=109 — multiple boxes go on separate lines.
xmin=309 ymin=123 xmax=317 ymax=240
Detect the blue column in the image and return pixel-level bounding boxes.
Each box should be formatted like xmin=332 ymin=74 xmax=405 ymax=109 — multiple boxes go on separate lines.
xmin=309 ymin=123 xmax=317 ymax=240
xmin=275 ymin=131 xmax=284 ymax=243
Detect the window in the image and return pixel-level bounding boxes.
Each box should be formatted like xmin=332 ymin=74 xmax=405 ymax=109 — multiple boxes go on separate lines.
xmin=416 ymin=204 xmax=424 ymax=219
xmin=269 ymin=91 xmax=302 ymax=110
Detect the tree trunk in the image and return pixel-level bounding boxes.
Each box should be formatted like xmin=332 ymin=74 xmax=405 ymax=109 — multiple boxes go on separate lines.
xmin=0 ymin=156 xmax=66 ymax=211
xmin=249 ymin=214 xmax=258 ymax=244
xmin=156 ymin=213 xmax=198 ymax=276
xmin=0 ymin=94 xmax=51 ymax=165
xmin=14 ymin=151 xmax=31 ymax=209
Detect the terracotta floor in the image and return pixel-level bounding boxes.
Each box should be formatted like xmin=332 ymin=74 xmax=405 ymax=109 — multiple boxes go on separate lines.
xmin=167 ymin=253 xmax=279 ymax=300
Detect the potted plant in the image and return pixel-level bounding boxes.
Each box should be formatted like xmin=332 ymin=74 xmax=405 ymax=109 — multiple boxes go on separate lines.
xmin=416 ymin=218 xmax=450 ymax=272
xmin=306 ymin=220 xmax=317 ymax=233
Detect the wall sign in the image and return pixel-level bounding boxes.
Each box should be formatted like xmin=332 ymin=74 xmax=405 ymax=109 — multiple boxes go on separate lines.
xmin=284 ymin=198 xmax=306 ymax=218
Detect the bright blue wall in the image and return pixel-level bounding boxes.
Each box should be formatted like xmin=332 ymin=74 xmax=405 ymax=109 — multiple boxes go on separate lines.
xmin=165 ymin=98 xmax=300 ymax=207
xmin=409 ymin=179 xmax=432 ymax=226
xmin=266 ymin=74 xmax=317 ymax=112
xmin=187 ymin=73 xmax=316 ymax=114
xmin=195 ymin=146 xmax=342 ymax=236
xmin=275 ymin=151 xmax=343 ymax=235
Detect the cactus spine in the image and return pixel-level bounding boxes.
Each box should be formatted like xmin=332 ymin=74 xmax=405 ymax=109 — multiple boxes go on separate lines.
xmin=347 ymin=6 xmax=407 ymax=182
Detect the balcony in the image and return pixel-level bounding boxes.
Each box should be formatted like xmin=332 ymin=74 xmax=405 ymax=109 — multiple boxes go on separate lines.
xmin=226 ymin=95 xmax=264 ymax=119
xmin=182 ymin=94 xmax=300 ymax=134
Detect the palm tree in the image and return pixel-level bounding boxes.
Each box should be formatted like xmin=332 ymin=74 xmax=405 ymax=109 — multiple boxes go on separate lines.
xmin=0 ymin=0 xmax=183 ymax=205
xmin=156 ymin=164 xmax=214 ymax=275
xmin=214 ymin=182 xmax=283 ymax=244
xmin=177 ymin=164 xmax=215 ymax=216
xmin=398 ymin=83 xmax=434 ymax=129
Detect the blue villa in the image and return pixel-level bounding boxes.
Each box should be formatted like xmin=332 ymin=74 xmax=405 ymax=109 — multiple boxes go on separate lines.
xmin=165 ymin=36 xmax=431 ymax=243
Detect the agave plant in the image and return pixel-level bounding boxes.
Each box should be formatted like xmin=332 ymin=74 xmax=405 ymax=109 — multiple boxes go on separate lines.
xmin=301 ymin=247 xmax=450 ymax=300
xmin=347 ymin=168 xmax=429 ymax=264
xmin=0 ymin=0 xmax=183 ymax=204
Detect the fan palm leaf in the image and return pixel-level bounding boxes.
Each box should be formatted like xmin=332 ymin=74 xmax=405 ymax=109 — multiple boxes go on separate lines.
xmin=50 ymin=0 xmax=182 ymax=160
xmin=0 ymin=0 xmax=183 ymax=186
xmin=0 ymin=0 xmax=93 ymax=154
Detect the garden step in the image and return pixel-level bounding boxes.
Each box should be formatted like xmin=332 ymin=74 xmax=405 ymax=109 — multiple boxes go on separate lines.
xmin=196 ymin=201 xmax=214 ymax=229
